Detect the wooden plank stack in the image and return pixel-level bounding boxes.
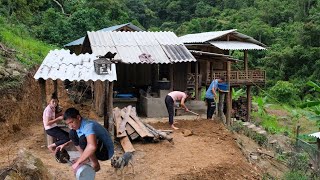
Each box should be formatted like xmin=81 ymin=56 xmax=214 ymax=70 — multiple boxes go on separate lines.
xmin=113 ymin=106 xmax=174 ymax=152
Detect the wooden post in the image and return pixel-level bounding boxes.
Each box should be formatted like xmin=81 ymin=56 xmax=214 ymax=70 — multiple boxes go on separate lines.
xmin=295 ymin=125 xmax=300 ymax=148
xmin=53 ymin=80 xmax=58 ymax=95
xmin=108 ymin=81 xmax=114 ymax=141
xmin=170 ymin=64 xmax=174 ymax=91
xmin=227 ymin=87 xmax=232 ymax=126
xmin=39 ymin=78 xmax=47 ymax=110
xmin=195 ymin=61 xmax=199 ymax=100
xmin=246 ymin=85 xmax=251 ymax=122
xmin=210 ymin=62 xmax=213 ymax=82
xmin=218 ymin=92 xmax=225 ymax=121
xmin=226 ymin=61 xmax=231 ymax=126
xmin=104 ymin=80 xmax=109 ymax=128
xmin=244 ymin=50 xmax=248 ymax=79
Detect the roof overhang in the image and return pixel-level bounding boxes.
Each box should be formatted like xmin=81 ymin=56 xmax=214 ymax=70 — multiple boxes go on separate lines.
xmin=209 ymin=41 xmax=266 ymax=50
xmin=34 ymin=49 xmax=117 ymax=82
xmin=190 ymin=50 xmax=241 ymax=62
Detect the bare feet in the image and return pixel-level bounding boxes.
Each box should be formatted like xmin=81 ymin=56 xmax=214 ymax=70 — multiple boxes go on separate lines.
xmin=171 ymin=124 xmax=179 ymax=130
xmin=47 ymin=144 xmax=56 ymax=153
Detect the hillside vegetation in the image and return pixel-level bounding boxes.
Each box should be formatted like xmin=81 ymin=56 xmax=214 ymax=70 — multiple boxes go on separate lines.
xmin=0 ymin=0 xmax=319 ymax=84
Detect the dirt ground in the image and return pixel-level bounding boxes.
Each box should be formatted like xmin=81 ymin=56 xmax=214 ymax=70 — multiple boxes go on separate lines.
xmin=0 ymin=77 xmax=263 ymax=179
xmin=0 ymin=117 xmax=261 ymax=180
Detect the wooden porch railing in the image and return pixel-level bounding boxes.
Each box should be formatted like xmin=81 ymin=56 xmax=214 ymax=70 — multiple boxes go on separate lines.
xmin=206 ymin=70 xmax=266 ymax=86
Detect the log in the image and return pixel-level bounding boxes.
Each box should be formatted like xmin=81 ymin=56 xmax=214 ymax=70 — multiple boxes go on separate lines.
xmin=144 ymin=123 xmax=173 ymax=144
xmin=119 ymin=106 xmax=132 ymax=133
xmin=114 ymin=107 xmax=126 ymax=138
xmin=120 ymin=132 xmax=135 ymax=152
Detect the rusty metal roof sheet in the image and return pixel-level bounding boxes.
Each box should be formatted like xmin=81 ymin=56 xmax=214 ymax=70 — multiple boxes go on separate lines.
xmin=210 ymin=41 xmax=266 ymax=50
xmin=179 ymin=29 xmax=266 ymax=48
xmin=34 ymin=49 xmax=117 ymax=82
xmin=87 ymin=31 xmax=196 ymax=64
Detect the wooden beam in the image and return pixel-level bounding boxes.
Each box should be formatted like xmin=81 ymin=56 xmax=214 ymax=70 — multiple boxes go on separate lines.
xmin=130 ymin=110 xmax=154 ymax=137
xmin=103 ymin=80 xmax=109 ymax=128
xmin=246 ymin=85 xmax=252 ymax=122
xmin=114 ymin=107 xmax=126 ymax=138
xmin=108 ymin=81 xmax=114 ymax=141
xmin=120 ymin=108 xmax=150 ymax=138
xmin=120 ymin=132 xmax=135 ymax=152
xmin=195 ymin=62 xmax=199 ymax=100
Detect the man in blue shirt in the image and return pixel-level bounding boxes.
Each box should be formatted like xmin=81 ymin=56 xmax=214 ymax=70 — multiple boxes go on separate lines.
xmin=63 ymin=108 xmax=114 ymax=172
xmin=205 ymin=77 xmax=225 ymax=119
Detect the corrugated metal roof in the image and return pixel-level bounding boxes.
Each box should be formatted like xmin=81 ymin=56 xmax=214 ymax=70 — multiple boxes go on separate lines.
xmin=64 ymin=23 xmax=143 ymax=47
xmin=179 ymin=29 xmax=236 ymax=43
xmin=210 ymin=41 xmax=266 ymax=50
xmin=87 ymin=31 xmax=196 ymax=64
xmin=34 ymin=49 xmax=117 ymax=82
xmin=309 ymin=132 xmax=320 ymax=139
xmin=179 ymin=29 xmax=266 ymax=48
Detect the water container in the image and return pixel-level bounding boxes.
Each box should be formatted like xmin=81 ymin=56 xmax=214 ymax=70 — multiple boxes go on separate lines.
xmin=218 ymin=83 xmax=229 ymax=92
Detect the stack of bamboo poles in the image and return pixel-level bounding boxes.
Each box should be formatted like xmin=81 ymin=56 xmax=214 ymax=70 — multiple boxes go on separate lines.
xmin=113 ymin=105 xmax=173 ymax=152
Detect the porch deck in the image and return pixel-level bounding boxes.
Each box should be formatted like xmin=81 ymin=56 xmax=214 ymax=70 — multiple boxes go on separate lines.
xmin=206 ymin=70 xmax=266 ymax=86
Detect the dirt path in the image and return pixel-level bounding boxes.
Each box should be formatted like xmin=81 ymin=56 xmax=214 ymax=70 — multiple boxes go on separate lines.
xmin=0 ymin=118 xmax=260 ymax=180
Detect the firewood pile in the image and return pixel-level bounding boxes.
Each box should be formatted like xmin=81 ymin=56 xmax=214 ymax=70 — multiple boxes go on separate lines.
xmin=232 ymin=96 xmax=252 ymax=121
xmin=113 ymin=106 xmax=173 ymax=152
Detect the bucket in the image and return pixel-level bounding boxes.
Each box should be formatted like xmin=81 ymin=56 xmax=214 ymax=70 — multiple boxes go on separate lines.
xmin=218 ymin=83 xmax=229 ymax=92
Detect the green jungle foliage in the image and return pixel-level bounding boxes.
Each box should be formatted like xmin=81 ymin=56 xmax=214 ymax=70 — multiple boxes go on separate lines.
xmin=1 ymin=0 xmax=319 ymax=90
xmin=0 ymin=0 xmax=319 ymax=98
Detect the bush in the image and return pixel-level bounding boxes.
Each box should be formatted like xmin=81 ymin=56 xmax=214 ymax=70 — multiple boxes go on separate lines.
xmin=283 ymin=170 xmax=309 ymax=180
xmin=269 ymin=81 xmax=300 ymax=105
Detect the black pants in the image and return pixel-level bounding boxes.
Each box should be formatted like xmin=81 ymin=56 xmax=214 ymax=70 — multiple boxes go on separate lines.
xmin=165 ymin=95 xmax=174 ymax=125
xmin=206 ymin=98 xmax=216 ymax=119
xmin=46 ymin=126 xmax=70 ymax=146
xmin=69 ymin=130 xmax=110 ymax=161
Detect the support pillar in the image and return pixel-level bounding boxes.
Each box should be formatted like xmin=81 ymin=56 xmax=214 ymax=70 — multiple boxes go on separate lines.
xmin=195 ymin=62 xmax=199 ymax=100
xmin=104 ymin=80 xmax=109 ymax=128
xmin=108 ymin=81 xmax=114 ymax=141
xmin=226 ymin=61 xmax=231 ymax=126
xmin=244 ymin=50 xmax=248 ymax=79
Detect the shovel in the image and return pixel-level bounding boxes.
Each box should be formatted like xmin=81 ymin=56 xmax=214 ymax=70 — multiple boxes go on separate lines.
xmin=187 ymin=110 xmax=200 ymax=120
xmin=55 ymin=149 xmax=96 ymax=180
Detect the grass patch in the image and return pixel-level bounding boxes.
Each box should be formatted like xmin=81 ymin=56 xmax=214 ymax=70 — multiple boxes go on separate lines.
xmin=0 ymin=17 xmax=57 ymax=68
